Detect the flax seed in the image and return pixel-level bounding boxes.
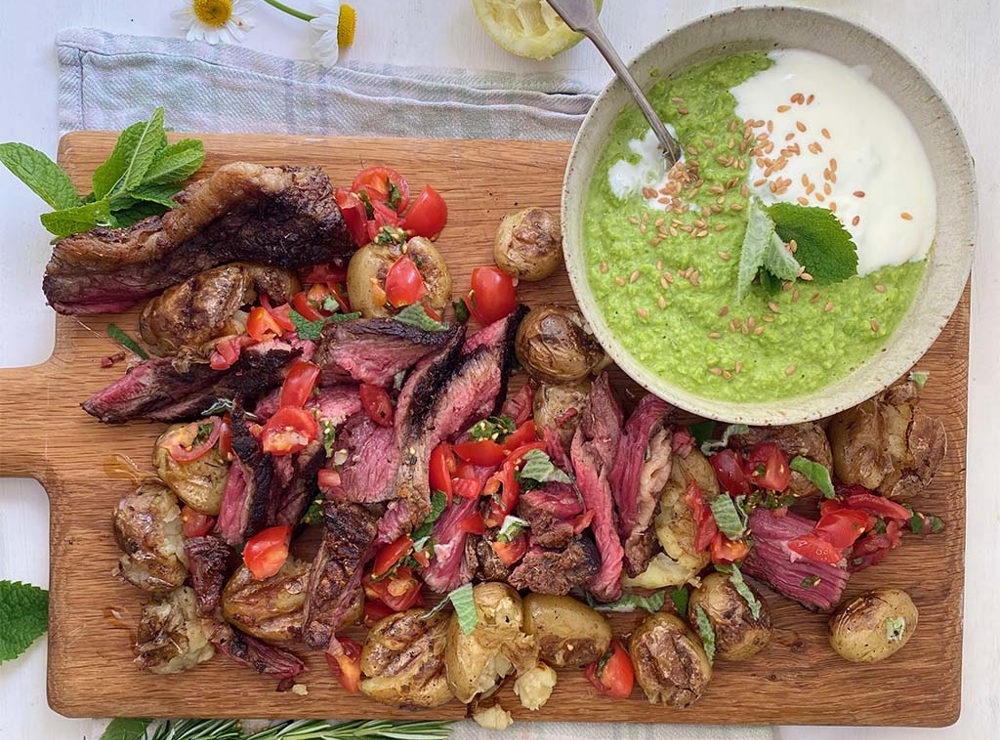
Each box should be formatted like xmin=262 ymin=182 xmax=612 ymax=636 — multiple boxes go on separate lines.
xmin=853 ymin=190 xmax=865 ymax=198
xmin=777 ymin=104 xmax=791 ymax=113
xmin=670 ymin=227 xmax=678 ymax=237
xmin=807 ymin=93 xmax=815 ymax=104
xmin=708 ymin=332 xmax=722 ymax=339
xmin=747 ymin=316 xmax=756 ymax=328
xmin=789 ymin=239 xmax=798 ymax=253
xmin=875 ymin=284 xmax=886 ymax=293
xmin=768 ymin=302 xmax=780 ymax=313
xmin=719 ymin=305 xmax=730 ymax=317
xmin=671 ymin=96 xmax=685 ymax=103
xmin=809 ymin=292 xmax=821 ymax=304
xmin=824 ymin=301 xmax=834 ymax=312
xmin=636 ymin=308 xmax=649 ymax=319
xmin=797 ymin=196 xmax=809 ymax=206
xmin=711 ymin=204 xmax=723 ymax=214
xmin=755 ymin=326 xmax=765 ymax=335
xmin=678 ymin=106 xmax=689 ymax=115
xmin=722 ymin=370 xmax=733 ymax=380
xmin=801 ymin=272 xmax=814 ymax=281
xmin=808 ymin=142 xmax=822 ymax=155
xmin=664 ymin=271 xmax=674 ymax=284
xmin=614 ymin=277 xmax=625 ymax=287
xmin=658 ymin=295 xmax=667 ymax=310
xmin=851 ymin=215 xmax=861 ymax=227
xmin=714 ymin=222 xmax=727 ymax=232
xmin=870 ymin=319 xmax=880 ymax=333
xmin=660 ymin=276 xmax=670 ymax=290
xmin=701 ymin=205 xmax=711 ymax=218
xmin=696 ymin=229 xmax=709 ymax=238
xmin=688 ymin=145 xmax=700 ymax=157
xmin=599 ymin=261 xmax=609 ymax=274
xmin=829 ymin=202 xmax=838 ymax=213
xmin=742 ymin=324 xmax=750 ymax=335
xmin=762 ymin=314 xmax=775 ymax=323
xmin=729 ymin=318 xmax=739 ymax=332
xmin=785 ymin=365 xmax=796 ymax=376
xmin=782 ymin=281 xmax=793 ymax=292
xmin=792 ymin=289 xmax=800 ymax=302
xmin=639 ymin=223 xmax=647 ymax=234
xmin=805 ymin=183 xmax=815 ymax=195
xmin=815 ymin=192 xmax=826 ymax=203
xmin=735 ymin=361 xmax=744 ymax=374
xmin=729 ymin=118 xmax=740 ymax=133
xmin=730 ymin=202 xmax=744 ymax=212
xmin=824 ymin=182 xmax=832 ymax=196
xmin=628 ymin=216 xmax=639 ymax=225
xmin=740 ymin=184 xmax=749 ymax=197
xmin=694 ymin=218 xmax=706 ymax=229
xmin=901 ymin=212 xmax=913 ymax=221
xmin=785 ymin=132 xmax=795 ymax=142
xmin=796 ymin=121 xmax=807 ymax=132
xmin=628 ymin=270 xmax=640 ymax=284
xmin=709 ymin=367 xmax=723 ymax=376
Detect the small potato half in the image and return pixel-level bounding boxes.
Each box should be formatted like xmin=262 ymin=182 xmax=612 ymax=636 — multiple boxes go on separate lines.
xmin=629 ymin=612 xmax=712 ymax=708
xmin=220 ymin=558 xmax=310 ymax=643
xmin=687 ymin=572 xmax=772 ymax=661
xmin=346 ymin=237 xmax=452 ymax=318
xmin=360 ymin=609 xmax=453 ymax=708
xmin=153 ymin=421 xmax=230 ymax=515
xmin=515 ymin=305 xmax=605 ymax=384
xmin=828 ymin=587 xmax=918 ymax=663
xmin=521 ymin=593 xmax=612 ymax=668
xmin=493 ymin=207 xmax=562 ymax=281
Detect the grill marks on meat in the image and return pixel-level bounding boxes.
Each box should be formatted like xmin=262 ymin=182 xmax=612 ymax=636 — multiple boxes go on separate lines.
xmin=610 ymin=395 xmax=674 ymax=577
xmin=302 ymin=501 xmax=379 ymax=650
xmin=420 ymin=496 xmax=480 ymax=593
xmin=315 ymin=320 xmax=462 ymax=387
xmin=570 ymin=372 xmax=625 ymax=601
xmin=83 ymin=341 xmax=296 ymax=423
xmin=216 ymin=403 xmax=273 ymax=546
xmin=268 ymin=438 xmax=325 ymax=527
xmin=322 ymin=414 xmax=398 ymax=504
xmin=507 ymin=537 xmax=600 ymax=595
xmin=43 ymin=163 xmax=352 ymax=314
xmin=213 ymin=624 xmax=305 ymax=679
xmin=183 ymin=536 xmax=234 ymax=616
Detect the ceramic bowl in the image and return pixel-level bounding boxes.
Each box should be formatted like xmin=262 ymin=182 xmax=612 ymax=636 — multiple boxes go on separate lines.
xmin=561 ymin=5 xmax=976 ymax=425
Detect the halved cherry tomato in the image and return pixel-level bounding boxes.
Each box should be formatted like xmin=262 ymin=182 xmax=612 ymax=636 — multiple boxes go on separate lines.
xmin=402 ymin=184 xmax=447 ymax=239
xmin=709 ymin=533 xmax=750 ymax=564
xmin=429 ymin=443 xmax=456 ymax=500
xmin=840 ymin=492 xmax=910 ymax=521
xmin=384 ymin=255 xmax=427 ymax=308
xmin=303 ymin=262 xmax=348 ymax=285
xmin=501 ymin=419 xmax=537 ymax=451
xmin=246 ymin=306 xmax=285 ymax=342
xmin=328 ymin=284 xmax=352 ymax=314
xmin=219 ymin=415 xmax=233 ymax=460
xmin=363 ymin=567 xmax=423 ymax=612
xmin=492 ymin=534 xmax=528 ymax=566
xmin=359 ymin=383 xmax=394 ymax=427
xmin=682 ymin=480 xmax=718 ymax=552
xmin=584 ymin=641 xmax=634 ymax=699
xmin=335 ymin=188 xmax=369 ymax=247
xmin=848 ymin=519 xmax=903 ymax=571
xmin=352 ymin=166 xmax=410 ymax=212
xmin=243 ymin=524 xmax=292 ymax=579
xmin=363 ymin=597 xmax=395 ymax=628
xmin=458 ymin=512 xmax=486 ymax=535
xmin=325 ymin=637 xmax=362 ymax=694
xmin=318 ymin=468 xmax=341 ymax=489
xmin=210 ymin=336 xmax=243 ymax=370
xmin=483 ymin=441 xmax=546 ymax=527
xmin=164 ymin=418 xmax=222 ymax=463
xmin=279 ymin=360 xmax=321 ymax=409
xmin=291 ymin=290 xmax=324 ymax=322
xmin=453 ymin=439 xmax=507 ymax=467
xmin=453 ymin=477 xmax=482 ymax=500
xmin=788 ymin=533 xmax=843 ymax=565
xmin=181 ymin=505 xmax=215 ymax=538
xmin=746 ymin=442 xmax=791 ymax=492
xmin=265 ymin=301 xmax=296 ymax=332
xmin=372 ymin=535 xmax=413 ymax=579
xmin=815 ymin=508 xmax=873 ymax=549
xmin=464 ymin=266 xmax=517 ymax=325
xmin=710 ymin=448 xmax=752 ymax=495
xmin=261 ymin=406 xmax=318 ymax=456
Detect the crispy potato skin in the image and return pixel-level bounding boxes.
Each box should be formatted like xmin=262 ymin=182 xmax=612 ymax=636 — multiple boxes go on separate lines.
xmin=521 ymin=593 xmax=612 ymax=668
xmin=515 ymin=305 xmax=605 ymax=384
xmin=493 ymin=208 xmax=562 ymax=281
xmin=113 ymin=482 xmax=188 ymax=593
xmin=360 ymin=609 xmax=453 ymax=708
xmin=134 ymin=586 xmax=216 ymax=674
xmin=220 ymin=559 xmax=310 ymax=643
xmin=687 ymin=572 xmax=772 ymax=661
xmin=153 ymin=422 xmax=230 ymax=515
xmin=629 ymin=613 xmax=712 ymax=708
xmin=532 ymin=379 xmax=591 ymax=451
xmin=731 ymin=422 xmax=833 ymax=498
xmin=828 ymin=587 xmax=918 ymax=663
xmin=829 ymin=381 xmax=946 ymax=500
xmin=346 ymin=237 xmax=452 ymax=318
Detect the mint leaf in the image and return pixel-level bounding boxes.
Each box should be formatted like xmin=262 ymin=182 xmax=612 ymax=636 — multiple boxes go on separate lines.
xmin=908 ymin=370 xmax=929 ymax=389
xmin=700 ymin=423 xmax=749 ymax=455
xmin=715 ymin=563 xmax=762 ymax=620
xmin=124 ymin=182 xmax=183 ymax=208
xmin=885 ymin=616 xmax=907 ymax=643
xmin=516 ymin=449 xmax=571 ymax=490
xmin=762 ymin=230 xmax=802 ymax=281
xmin=496 ymin=515 xmax=530 ymax=543
xmin=669 ymin=586 xmax=690 ymax=615
xmin=587 ymin=589 xmax=666 ymax=614
xmin=692 ymin=604 xmax=716 ymax=664
xmin=107 ymin=323 xmax=149 ymax=359
xmin=99 ymin=718 xmax=152 ymax=740
xmin=789 ymin=456 xmax=835 ymax=498
xmin=424 ymin=583 xmax=478 ymax=634
xmin=0 ymin=142 xmax=80 ymax=210
xmin=92 ymin=107 xmax=165 ymax=199
xmin=0 ymin=580 xmax=49 ymax=663
xmin=412 ymin=489 xmax=449 ymax=541
xmin=453 ymin=299 xmax=470 ymax=324
xmin=289 ymin=309 xmax=361 ymax=340
xmin=109 ymin=200 xmax=168 ymax=228
xmin=767 ymin=202 xmax=858 ymax=284
xmin=39 ymin=199 xmax=111 ymax=238
xmin=143 ymin=138 xmax=204 ymax=185
xmin=394 ymin=303 xmax=448 ymax=332
xmin=468 ymin=415 xmax=516 ymax=442
xmin=737 ymin=197 xmax=774 ymax=302
xmin=709 ymin=495 xmax=748 ymax=540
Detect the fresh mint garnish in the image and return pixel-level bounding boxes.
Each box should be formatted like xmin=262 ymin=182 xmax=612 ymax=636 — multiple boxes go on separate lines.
xmin=587 ymin=589 xmax=666 ymax=614
xmin=515 ymin=449 xmax=571 ymax=490
xmin=289 ymin=309 xmax=361 ymax=340
xmin=692 ymin=604 xmax=716 ymax=663
xmin=0 ymin=142 xmax=79 ymax=210
xmin=394 ymin=303 xmax=448 ymax=332
xmin=106 ymin=323 xmax=149 ymax=360
xmin=789 ymin=456 xmax=835 ymax=498
xmin=715 ymin=563 xmax=762 ymax=620
xmin=709 ymin=494 xmax=748 ymax=540
xmin=0 ymin=580 xmax=49 ymax=664
xmin=768 ymin=202 xmax=858 ymax=284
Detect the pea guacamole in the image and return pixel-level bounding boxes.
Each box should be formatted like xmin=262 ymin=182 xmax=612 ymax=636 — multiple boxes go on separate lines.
xmin=583 ymin=53 xmax=925 ymax=401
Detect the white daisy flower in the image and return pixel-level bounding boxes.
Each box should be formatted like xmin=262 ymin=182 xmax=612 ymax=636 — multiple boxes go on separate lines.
xmin=173 ymin=0 xmax=254 ymax=45
xmin=309 ymin=2 xmax=355 ymax=67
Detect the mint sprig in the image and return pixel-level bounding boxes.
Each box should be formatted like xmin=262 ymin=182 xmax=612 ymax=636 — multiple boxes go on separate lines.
xmin=789 ymin=456 xmax=835 ymax=499
xmin=0 ymin=580 xmax=49 ymax=663
xmin=394 ymin=303 xmax=448 ymax=332
xmin=769 ymin=202 xmax=858 ymax=284
xmin=0 ymin=142 xmax=79 ymax=209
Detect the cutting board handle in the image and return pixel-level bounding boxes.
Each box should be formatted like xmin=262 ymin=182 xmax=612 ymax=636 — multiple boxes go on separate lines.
xmin=0 ymin=363 xmax=53 ymax=479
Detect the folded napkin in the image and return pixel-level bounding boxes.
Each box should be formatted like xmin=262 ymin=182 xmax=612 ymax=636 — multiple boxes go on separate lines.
xmin=55 ymin=27 xmax=775 ymax=740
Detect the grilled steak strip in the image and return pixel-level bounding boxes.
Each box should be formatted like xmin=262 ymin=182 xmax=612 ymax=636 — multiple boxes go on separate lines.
xmin=43 ymin=163 xmax=352 ymax=314
xmin=507 ymin=537 xmax=600 ymax=595
xmin=302 ymin=501 xmax=379 ymax=650
xmin=213 ymin=624 xmax=305 ymax=679
xmin=321 ymin=415 xmax=398 ymax=504
xmin=216 ymin=402 xmax=273 ymax=546
xmin=268 ymin=438 xmax=325 ymax=527
xmin=183 ymin=536 xmax=234 ymax=616
xmin=420 ymin=496 xmax=480 ymax=593
xmin=517 ymin=481 xmax=584 ymax=549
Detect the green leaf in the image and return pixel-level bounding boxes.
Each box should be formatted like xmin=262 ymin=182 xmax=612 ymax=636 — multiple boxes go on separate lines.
xmin=107 ymin=323 xmax=149 ymax=359
xmin=100 ymin=718 xmax=152 ymax=740
xmin=669 ymin=586 xmax=690 ymax=615
xmin=789 ymin=456 xmax=835 ymax=499
xmin=0 ymin=580 xmax=49 ymax=663
xmin=587 ymin=589 xmax=666 ymax=614
xmin=0 ymin=142 xmax=80 ymax=209
xmin=453 ymin=299 xmax=470 ymax=324
xmin=885 ymin=616 xmax=906 ymax=643
xmin=715 ymin=563 xmax=761 ymax=620
xmin=762 ymin=230 xmax=802 ymax=281
xmin=394 ymin=303 xmax=448 ymax=332
xmin=496 ymin=515 xmax=530 ymax=543
xmin=767 ymin=202 xmax=858 ymax=284
xmin=468 ymin=415 xmax=516 ymax=442
xmin=736 ymin=197 xmax=774 ymax=302
xmin=688 ymin=421 xmax=716 ymax=449
xmin=39 ymin=198 xmax=111 ymax=238
xmin=692 ymin=604 xmax=716 ymax=664
xmin=709 ymin=495 xmax=747 ymax=540
xmin=109 ymin=199 xmax=169 ymax=228
xmin=516 ymin=449 xmax=571 ymax=489
xmin=422 ymin=583 xmax=478 ymax=635
xmin=699 ymin=423 xmax=749 ymax=455
xmin=412 ymin=489 xmax=449 ymax=541
xmin=143 ymin=138 xmax=205 ymax=185
xmin=93 ymin=107 xmax=165 ymax=199
xmin=289 ymin=309 xmax=361 ymax=341
xmin=125 ymin=182 xmax=183 ymax=208
xmin=908 ymin=370 xmax=929 ymax=389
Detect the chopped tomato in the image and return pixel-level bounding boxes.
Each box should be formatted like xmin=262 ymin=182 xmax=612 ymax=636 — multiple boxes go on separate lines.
xmin=363 ymin=597 xmax=395 ymax=628
xmin=363 ymin=567 xmax=423 ymax=612
xmin=501 ymin=419 xmax=537 ymax=451
xmin=366 ymin=200 xmax=403 ymax=242
xmin=372 ymin=535 xmax=413 ymax=579
xmin=246 ymin=306 xmax=285 ymax=342
xmin=335 ymin=188 xmax=369 ymax=247
xmin=279 ymin=360 xmax=321 ymax=408
xmin=164 ymin=418 xmax=222 ymax=463
xmin=492 ymin=534 xmax=528 ymax=565
xmin=452 ymin=477 xmax=482 ymax=500
xmin=325 ymin=637 xmax=362 ymax=694
xmin=482 ymin=441 xmax=546 ymax=527
xmin=181 ymin=505 xmax=215 ymax=538
xmin=815 ymin=508 xmax=873 ymax=549
xmin=840 ymin=492 xmax=910 ymax=521
xmin=303 ymin=262 xmax=348 ymax=285
xmin=422 ymin=302 xmax=443 ymax=322
xmin=243 ymin=525 xmax=292 ymax=579
xmin=746 ymin=442 xmax=791 ymax=492
xmin=384 ymin=255 xmax=427 ymax=308
xmin=458 ymin=512 xmax=486 ymax=535
xmin=261 ymin=406 xmax=318 ymax=456
xmin=709 ymin=533 xmax=750 ymax=564
xmin=682 ymin=480 xmax=718 ymax=552
xmin=788 ymin=533 xmax=843 ymax=565
xmin=352 ymin=166 xmax=410 ymax=212
xmin=291 ymin=290 xmax=324 ymax=322
xmin=218 ymin=415 xmax=233 ymax=460
xmin=584 ymin=641 xmax=634 ymax=699
xmin=359 ymin=383 xmax=394 ymax=427
xmin=710 ymin=448 xmax=752 ymax=495
xmin=848 ymin=519 xmax=903 ymax=571
xmin=402 ymin=184 xmax=447 ymax=239
xmin=454 ymin=439 xmax=507 ymax=467
xmin=464 ymin=266 xmax=517 ymax=325
xmin=209 ymin=336 xmax=242 ymax=370
xmin=429 ymin=443 xmax=456 ymax=501
xmin=265 ymin=301 xmax=296 ymax=332
xmin=318 ymin=468 xmax=341 ymax=489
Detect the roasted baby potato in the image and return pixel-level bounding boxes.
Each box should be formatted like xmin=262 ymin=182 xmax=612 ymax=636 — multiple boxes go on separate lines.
xmin=515 ymin=305 xmax=605 ymax=384
xmin=360 ymin=609 xmax=453 ymax=708
xmin=521 ymin=593 xmax=611 ymax=668
xmin=444 ymin=582 xmax=538 ymax=703
xmin=730 ymin=422 xmax=833 ymax=498
xmin=629 ymin=612 xmax=712 ymax=708
xmin=153 ymin=420 xmax=230 ymax=515
xmin=113 ymin=482 xmax=188 ymax=593
xmin=828 ymin=587 xmax=918 ymax=663
xmin=346 ymin=236 xmax=452 ymax=318
xmin=220 ymin=558 xmax=310 ymax=643
xmin=687 ymin=572 xmax=772 ymax=661
xmin=828 ymin=381 xmax=946 ymax=500
xmin=134 ymin=586 xmax=216 ymax=674
xmin=513 ymin=661 xmax=558 ymax=710
xmin=493 ymin=207 xmax=562 ymax=281
xmin=532 ymin=379 xmax=591 ymax=452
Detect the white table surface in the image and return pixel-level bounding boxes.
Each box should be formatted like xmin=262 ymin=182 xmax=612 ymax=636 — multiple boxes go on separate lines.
xmin=1 ymin=1 xmax=997 ymax=738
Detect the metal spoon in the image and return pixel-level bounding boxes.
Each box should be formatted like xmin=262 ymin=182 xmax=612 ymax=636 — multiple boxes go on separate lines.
xmin=546 ymin=0 xmax=682 ymax=165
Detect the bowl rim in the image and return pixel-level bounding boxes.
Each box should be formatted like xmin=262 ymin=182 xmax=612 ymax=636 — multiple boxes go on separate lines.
xmin=561 ymin=4 xmax=978 ymax=425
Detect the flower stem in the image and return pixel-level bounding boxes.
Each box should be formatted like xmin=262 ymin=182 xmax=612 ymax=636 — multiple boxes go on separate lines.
xmin=261 ymin=0 xmax=316 ymax=22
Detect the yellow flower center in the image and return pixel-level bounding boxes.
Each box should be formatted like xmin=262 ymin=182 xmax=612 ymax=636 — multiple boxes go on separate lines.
xmin=338 ymin=5 xmax=356 ymax=47
xmin=193 ymin=0 xmax=233 ymax=27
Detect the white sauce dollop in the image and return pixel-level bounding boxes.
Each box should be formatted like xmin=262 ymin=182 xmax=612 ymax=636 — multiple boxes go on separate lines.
xmin=731 ymin=49 xmax=936 ymax=275
xmin=607 ymin=126 xmax=681 ymax=206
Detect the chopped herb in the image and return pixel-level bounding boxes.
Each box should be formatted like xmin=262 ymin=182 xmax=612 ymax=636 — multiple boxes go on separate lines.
xmin=709 ymin=495 xmax=748 ymax=540
xmin=320 ymin=419 xmax=337 ymax=457
xmin=789 ymin=456 xmax=835 ymax=498
xmin=289 ymin=309 xmax=361 ymax=340
xmin=587 ymin=590 xmax=666 ymax=614
xmin=800 ymin=575 xmax=821 ymax=588
xmin=907 ymin=510 xmax=945 ymax=535
xmin=107 ymin=323 xmax=148 ymax=359
xmin=468 ymin=415 xmax=517 ymax=443
xmin=715 ymin=563 xmax=761 ymax=620
xmin=767 ymin=202 xmax=859 ymax=284
xmin=692 ymin=605 xmax=716 ymax=663
xmin=300 ymin=497 xmax=324 ymax=525
xmin=885 ymin=616 xmax=906 ymax=642
xmin=699 ymin=423 xmax=749 ymax=455
xmin=669 ymin=586 xmax=690 ymax=615
xmin=453 ymin=298 xmax=470 ymax=324
xmin=387 ymin=181 xmax=402 ymax=211
xmin=496 ymin=515 xmax=529 ymax=543
xmin=515 ymin=449 xmax=571 ymax=490
xmin=374 ymin=224 xmax=408 ymax=245
xmin=357 ymin=189 xmax=374 ymax=218
xmin=412 ymin=490 xmax=449 ymax=541
xmin=392 ymin=370 xmax=407 ymax=391
xmin=736 ymin=198 xmax=775 ymax=303
xmin=321 ymin=296 xmax=340 ymax=313
xmin=689 ymin=421 xmax=716 ymax=449
xmin=394 ymin=302 xmax=448 ymax=332
xmin=423 ymin=583 xmax=478 ymax=634
xmin=908 ymin=370 xmax=929 ymax=389
xmin=874 ymin=518 xmax=887 ymax=535
xmin=201 ymin=398 xmax=234 ymax=416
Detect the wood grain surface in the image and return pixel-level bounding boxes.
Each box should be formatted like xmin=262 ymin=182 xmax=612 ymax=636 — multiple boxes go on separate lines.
xmin=0 ymin=131 xmax=967 ymax=726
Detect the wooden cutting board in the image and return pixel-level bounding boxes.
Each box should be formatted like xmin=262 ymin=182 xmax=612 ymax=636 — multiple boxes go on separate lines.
xmin=0 ymin=132 xmax=967 ymax=726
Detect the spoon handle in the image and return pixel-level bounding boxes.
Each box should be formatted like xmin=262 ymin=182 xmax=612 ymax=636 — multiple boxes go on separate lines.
xmin=546 ymin=0 xmax=682 ymax=164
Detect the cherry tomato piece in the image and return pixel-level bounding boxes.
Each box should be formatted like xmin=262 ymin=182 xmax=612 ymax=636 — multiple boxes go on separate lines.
xmin=181 ymin=505 xmax=215 ymax=538
xmin=788 ymin=533 xmax=844 ymax=565
xmin=402 ymin=184 xmax=448 ymax=239
xmin=210 ymin=336 xmax=242 ymax=370
xmin=458 ymin=512 xmax=486 ymax=535
xmin=335 ymin=188 xmax=370 ymax=247
xmin=325 ymin=637 xmax=363 ymax=694
xmin=359 ymin=383 xmax=394 ymax=427
xmin=363 ymin=567 xmax=423 ymax=612
xmin=303 ymin=262 xmax=348 ymax=285
xmin=164 ymin=418 xmax=222 ymax=463
xmin=352 ymin=166 xmax=410 ymax=212
xmin=492 ymin=534 xmax=528 ymax=566
xmin=218 ymin=415 xmax=233 ymax=460
xmin=746 ymin=442 xmax=791 ymax=492
xmin=243 ymin=524 xmax=292 ymax=579
xmin=815 ymin=508 xmax=873 ymax=549
xmin=710 ymin=448 xmax=752 ymax=495
xmin=372 ymin=535 xmax=414 ymax=579
xmin=584 ymin=641 xmax=634 ymax=699
xmin=384 ymin=255 xmax=427 ymax=308
xmin=452 ymin=477 xmax=482 ymax=500
xmin=709 ymin=533 xmax=750 ymax=564
xmin=465 ymin=266 xmax=517 ymax=325
xmin=453 ymin=439 xmax=507 ymax=467
xmin=246 ymin=306 xmax=285 ymax=342
xmin=363 ymin=597 xmax=395 ymax=628
xmin=429 ymin=443 xmax=456 ymax=500
xmin=501 ymin=419 xmax=537 ymax=451
xmin=291 ymin=290 xmax=324 ymax=322
xmin=317 ymin=468 xmax=341 ymax=489
xmin=840 ymin=492 xmax=911 ymax=521
xmin=261 ymin=406 xmax=318 ymax=456
xmin=279 ymin=360 xmax=321 ymax=409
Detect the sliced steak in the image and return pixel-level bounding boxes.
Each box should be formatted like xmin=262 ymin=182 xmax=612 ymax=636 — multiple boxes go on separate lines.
xmin=44 ymin=163 xmax=352 ymax=314
xmin=421 ymin=496 xmax=480 ymax=593
xmin=501 ymin=382 xmax=534 ymax=426
xmin=183 ymin=536 xmax=234 ymax=616
xmin=216 ymin=403 xmax=273 ymax=546
xmin=474 ymin=537 xmax=512 ymax=583
xmin=213 ymin=624 xmax=305 ymax=679
xmin=517 ymin=482 xmax=584 ymax=549
xmin=255 ymin=382 xmax=360 ymax=423
xmin=321 ymin=414 xmax=398 ymax=504
xmin=268 ymin=438 xmax=325 ymax=527
xmin=507 ymin=537 xmax=600 ymax=595
xmin=302 ymin=501 xmax=379 ymax=650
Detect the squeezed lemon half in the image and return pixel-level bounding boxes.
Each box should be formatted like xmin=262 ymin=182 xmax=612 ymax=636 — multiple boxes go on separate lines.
xmin=473 ymin=0 xmax=603 ymax=60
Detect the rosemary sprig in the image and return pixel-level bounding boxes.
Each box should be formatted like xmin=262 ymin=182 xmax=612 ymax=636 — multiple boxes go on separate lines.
xmin=101 ymin=719 xmax=454 ymax=740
